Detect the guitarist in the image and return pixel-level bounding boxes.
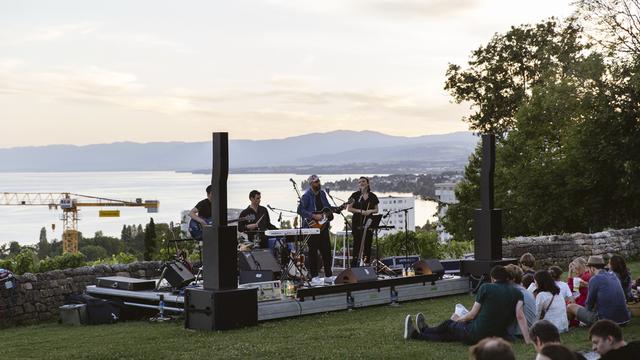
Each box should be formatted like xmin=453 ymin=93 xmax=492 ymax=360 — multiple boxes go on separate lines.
xmin=238 ymin=190 xmax=277 ymax=248
xmin=347 ymin=176 xmax=379 ymax=267
xmin=297 ymin=174 xmax=340 ymax=278
xmin=189 ymin=185 xmax=213 ymax=231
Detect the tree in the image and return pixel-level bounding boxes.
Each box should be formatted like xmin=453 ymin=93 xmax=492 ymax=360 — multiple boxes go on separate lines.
xmin=445 ymin=19 xmax=586 ymax=138
xmin=80 ymin=245 xmax=108 ymax=262
xmin=37 ymin=226 xmax=51 ymax=259
xmin=443 ymin=17 xmax=640 ymax=238
xmin=8 ymin=241 xmax=21 ymax=257
xmin=575 ymin=0 xmax=640 ymax=56
xmin=144 ymin=218 xmax=157 ymax=261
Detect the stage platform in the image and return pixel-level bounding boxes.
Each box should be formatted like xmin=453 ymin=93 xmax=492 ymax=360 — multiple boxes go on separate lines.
xmin=86 ymin=275 xmax=470 ymax=321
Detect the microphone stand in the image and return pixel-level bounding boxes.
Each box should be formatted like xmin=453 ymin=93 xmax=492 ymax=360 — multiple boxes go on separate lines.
xmin=288 ymin=179 xmax=310 ymax=285
xmin=326 ymin=190 xmax=353 ymax=268
xmin=386 ymin=207 xmax=415 ymax=268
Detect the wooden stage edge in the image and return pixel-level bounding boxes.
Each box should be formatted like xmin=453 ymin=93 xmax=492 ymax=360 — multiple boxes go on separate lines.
xmin=85 ymin=275 xmax=470 ymax=321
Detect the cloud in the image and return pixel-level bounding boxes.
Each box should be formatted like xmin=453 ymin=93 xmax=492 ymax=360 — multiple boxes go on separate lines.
xmin=360 ymin=0 xmax=481 ymax=19
xmin=9 ymin=23 xmax=101 ymax=44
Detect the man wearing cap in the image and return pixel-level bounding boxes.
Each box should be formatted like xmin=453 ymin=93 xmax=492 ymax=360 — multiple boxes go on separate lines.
xmin=567 ymin=255 xmax=631 ymax=326
xmin=297 ymin=175 xmax=336 ymax=278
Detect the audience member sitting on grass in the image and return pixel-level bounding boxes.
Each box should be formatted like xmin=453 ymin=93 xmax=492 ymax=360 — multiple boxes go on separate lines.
xmin=468 ymin=337 xmax=515 ymax=360
xmin=567 ymin=257 xmax=590 ymax=307
xmin=536 ymin=343 xmax=578 ymax=360
xmin=567 ymin=256 xmax=631 ymax=326
xmin=589 ymin=319 xmax=640 ymax=360
xmin=549 ymin=266 xmax=574 ymax=303
xmin=523 ymin=273 xmax=535 ymax=290
xmin=608 ymin=255 xmax=633 ymax=302
xmin=505 ymin=264 xmax=537 ymax=337
xmin=403 ymin=265 xmax=531 ymax=345
xmin=520 ymin=252 xmax=537 ymax=276
xmin=528 ymin=320 xmax=587 ymax=360
xmin=533 ymin=270 xmax=569 ymax=333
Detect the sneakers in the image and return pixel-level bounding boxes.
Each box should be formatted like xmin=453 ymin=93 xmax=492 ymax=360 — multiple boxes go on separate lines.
xmin=415 ymin=312 xmax=428 ymax=332
xmin=403 ymin=314 xmax=418 ymax=340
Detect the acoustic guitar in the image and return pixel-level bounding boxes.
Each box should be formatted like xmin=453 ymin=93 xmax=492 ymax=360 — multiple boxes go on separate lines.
xmin=307 ymin=200 xmax=352 ymax=230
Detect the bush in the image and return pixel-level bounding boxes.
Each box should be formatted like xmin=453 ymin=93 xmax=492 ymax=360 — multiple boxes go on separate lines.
xmin=90 ymin=252 xmax=138 ymax=266
xmin=0 ymin=258 xmax=15 ymax=272
xmin=439 ymin=240 xmax=473 ymax=259
xmin=14 ymin=249 xmax=37 ymax=274
xmin=36 ymin=253 xmax=86 ymax=273
xmin=378 ymin=230 xmax=441 ymax=259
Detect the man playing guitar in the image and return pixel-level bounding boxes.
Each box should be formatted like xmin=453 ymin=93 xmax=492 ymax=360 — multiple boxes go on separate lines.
xmin=189 ymin=185 xmax=213 ymax=237
xmin=347 ymin=176 xmax=379 ymax=267
xmin=238 ymin=190 xmax=277 ymax=248
xmin=297 ymin=174 xmax=346 ymax=278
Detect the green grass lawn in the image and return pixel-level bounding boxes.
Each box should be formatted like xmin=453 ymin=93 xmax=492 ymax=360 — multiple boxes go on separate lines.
xmin=4 ymin=261 xmax=640 ymax=360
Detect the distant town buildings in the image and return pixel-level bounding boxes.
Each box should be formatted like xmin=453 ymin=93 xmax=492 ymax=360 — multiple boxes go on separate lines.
xmin=377 ymin=196 xmax=415 ymax=237
xmin=435 ymin=181 xmax=460 ymax=242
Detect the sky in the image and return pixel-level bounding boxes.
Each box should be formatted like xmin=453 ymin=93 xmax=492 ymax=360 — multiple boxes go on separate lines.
xmin=0 ymin=0 xmax=574 ymax=147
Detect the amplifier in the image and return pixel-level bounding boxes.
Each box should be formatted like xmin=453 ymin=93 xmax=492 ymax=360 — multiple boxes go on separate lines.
xmin=381 ymin=255 xmax=420 ymax=269
xmin=238 ymin=280 xmax=282 ymax=302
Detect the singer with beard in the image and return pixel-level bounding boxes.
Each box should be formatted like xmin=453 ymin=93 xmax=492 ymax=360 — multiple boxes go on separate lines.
xmin=238 ymin=190 xmax=277 ymax=248
xmin=297 ymin=174 xmax=337 ymax=278
xmin=347 ymin=177 xmax=379 ymax=267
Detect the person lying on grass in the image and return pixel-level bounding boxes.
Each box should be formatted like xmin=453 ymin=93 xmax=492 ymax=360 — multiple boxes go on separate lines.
xmin=403 ymin=265 xmax=531 ymax=345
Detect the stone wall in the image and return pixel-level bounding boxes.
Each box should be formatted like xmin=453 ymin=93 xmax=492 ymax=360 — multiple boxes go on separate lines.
xmin=502 ymin=227 xmax=640 ymax=269
xmin=0 ymin=261 xmax=162 ymax=326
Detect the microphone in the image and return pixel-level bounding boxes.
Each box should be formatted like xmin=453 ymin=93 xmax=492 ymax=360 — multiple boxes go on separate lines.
xmin=289 ymin=178 xmax=296 ymax=185
xmin=267 ymin=204 xmax=274 ymax=211
xmin=278 ymin=212 xmax=282 ymax=222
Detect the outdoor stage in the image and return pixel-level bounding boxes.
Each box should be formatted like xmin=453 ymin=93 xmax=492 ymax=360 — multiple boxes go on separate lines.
xmin=86 ymin=274 xmax=470 ymax=321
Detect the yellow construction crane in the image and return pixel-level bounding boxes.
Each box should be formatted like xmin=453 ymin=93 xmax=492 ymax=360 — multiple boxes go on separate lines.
xmin=1 ymin=192 xmax=159 ymax=254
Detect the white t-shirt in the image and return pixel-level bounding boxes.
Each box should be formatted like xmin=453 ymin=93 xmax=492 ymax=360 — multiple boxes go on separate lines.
xmin=556 ymin=280 xmax=573 ymax=300
xmin=535 ymin=291 xmax=569 ymax=333
xmin=528 ymin=281 xmax=573 ymax=300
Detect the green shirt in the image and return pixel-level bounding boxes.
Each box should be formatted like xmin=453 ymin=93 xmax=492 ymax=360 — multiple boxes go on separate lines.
xmin=467 ymin=282 xmax=524 ymax=343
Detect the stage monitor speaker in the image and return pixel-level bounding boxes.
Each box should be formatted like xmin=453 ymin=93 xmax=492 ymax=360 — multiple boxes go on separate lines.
xmin=238 ymin=249 xmax=281 ymax=275
xmin=412 ymin=259 xmax=445 ymax=279
xmin=335 ymin=266 xmax=377 ymax=284
xmin=163 ymin=261 xmax=196 ymax=289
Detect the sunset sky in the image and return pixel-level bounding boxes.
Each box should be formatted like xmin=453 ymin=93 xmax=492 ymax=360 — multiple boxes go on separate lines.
xmin=0 ymin=0 xmax=573 ymax=147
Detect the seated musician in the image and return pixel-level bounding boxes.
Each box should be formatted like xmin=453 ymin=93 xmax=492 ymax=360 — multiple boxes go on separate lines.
xmin=189 ymin=185 xmax=213 ymax=228
xmin=297 ymin=174 xmax=336 ymax=278
xmin=238 ymin=190 xmax=277 ymax=248
xmin=347 ymin=176 xmax=379 ymax=267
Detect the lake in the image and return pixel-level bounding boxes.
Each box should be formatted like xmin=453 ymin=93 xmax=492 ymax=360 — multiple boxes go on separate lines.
xmin=0 ymin=172 xmax=437 ymax=246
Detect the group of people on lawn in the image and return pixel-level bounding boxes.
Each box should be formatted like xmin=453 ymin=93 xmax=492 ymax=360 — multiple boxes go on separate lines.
xmin=403 ymin=253 xmax=638 ymax=359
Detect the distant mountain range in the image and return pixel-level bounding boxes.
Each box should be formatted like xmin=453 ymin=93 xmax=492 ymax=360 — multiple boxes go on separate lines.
xmin=0 ymin=130 xmax=478 ymax=172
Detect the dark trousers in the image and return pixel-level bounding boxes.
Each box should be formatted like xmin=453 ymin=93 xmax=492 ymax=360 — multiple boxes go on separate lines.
xmin=308 ymin=229 xmax=332 ymax=277
xmin=351 ymin=229 xmax=373 ymax=267
xmin=418 ymin=320 xmax=471 ymax=343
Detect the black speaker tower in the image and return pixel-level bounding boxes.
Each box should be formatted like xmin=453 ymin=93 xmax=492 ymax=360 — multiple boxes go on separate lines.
xmin=185 ymin=132 xmax=257 ymax=331
xmin=461 ymin=134 xmax=515 ymax=281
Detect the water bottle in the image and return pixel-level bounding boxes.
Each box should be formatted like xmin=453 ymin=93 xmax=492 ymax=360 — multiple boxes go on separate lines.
xmin=158 ymin=294 xmax=165 ymax=318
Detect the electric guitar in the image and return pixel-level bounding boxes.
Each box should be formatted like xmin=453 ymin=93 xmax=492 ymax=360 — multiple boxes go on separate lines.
xmin=188 ymin=214 xmax=255 ymax=240
xmin=307 ymin=200 xmax=352 ymax=230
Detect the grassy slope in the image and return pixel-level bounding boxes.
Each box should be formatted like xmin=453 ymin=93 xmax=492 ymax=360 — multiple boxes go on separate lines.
xmin=3 ymin=262 xmax=639 ymax=360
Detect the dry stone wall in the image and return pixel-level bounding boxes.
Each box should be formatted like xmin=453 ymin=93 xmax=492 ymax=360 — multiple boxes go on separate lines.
xmin=502 ymin=227 xmax=640 ymax=269
xmin=0 ymin=261 xmax=162 ymax=326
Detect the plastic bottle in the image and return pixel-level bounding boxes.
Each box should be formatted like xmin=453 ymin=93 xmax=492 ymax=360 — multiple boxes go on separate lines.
xmin=158 ymin=294 xmax=165 ymax=318
xmin=402 ymin=267 xmax=407 ymax=277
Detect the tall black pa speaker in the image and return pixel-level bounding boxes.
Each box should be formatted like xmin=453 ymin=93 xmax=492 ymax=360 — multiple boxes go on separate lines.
xmin=412 ymin=259 xmax=445 ymax=279
xmin=163 ymin=261 xmax=195 ymax=289
xmin=238 ymin=249 xmax=281 ymax=275
xmin=335 ymin=266 xmax=377 ymax=284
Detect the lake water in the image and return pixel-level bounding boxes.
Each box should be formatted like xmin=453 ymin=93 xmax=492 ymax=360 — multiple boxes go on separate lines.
xmin=0 ymin=172 xmax=437 ymax=246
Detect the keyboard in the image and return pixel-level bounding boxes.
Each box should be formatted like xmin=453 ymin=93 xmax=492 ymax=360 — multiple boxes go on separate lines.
xmin=265 ymin=228 xmax=320 ymax=237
